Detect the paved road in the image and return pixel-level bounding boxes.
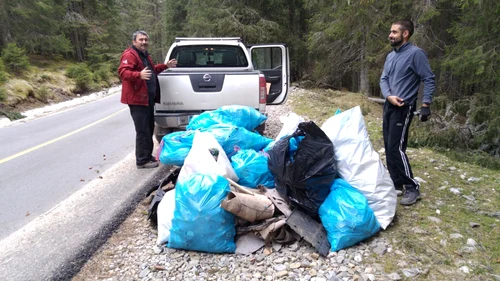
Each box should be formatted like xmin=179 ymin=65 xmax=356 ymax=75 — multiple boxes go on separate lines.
xmin=0 ymin=89 xmax=134 ymax=240
xmin=0 ymin=88 xmax=171 ymax=280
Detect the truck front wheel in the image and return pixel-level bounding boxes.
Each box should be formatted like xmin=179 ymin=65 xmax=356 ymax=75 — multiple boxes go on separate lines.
xmin=255 ymin=122 xmax=266 ymax=135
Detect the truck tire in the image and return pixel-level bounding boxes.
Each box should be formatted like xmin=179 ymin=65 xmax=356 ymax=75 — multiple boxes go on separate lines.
xmin=154 ymin=125 xmax=173 ymax=144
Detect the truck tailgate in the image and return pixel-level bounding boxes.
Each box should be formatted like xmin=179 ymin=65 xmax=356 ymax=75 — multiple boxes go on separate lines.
xmin=156 ymin=72 xmax=260 ymax=112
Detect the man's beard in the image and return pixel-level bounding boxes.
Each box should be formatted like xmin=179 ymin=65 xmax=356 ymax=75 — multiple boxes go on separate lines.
xmin=390 ymin=36 xmax=403 ymax=47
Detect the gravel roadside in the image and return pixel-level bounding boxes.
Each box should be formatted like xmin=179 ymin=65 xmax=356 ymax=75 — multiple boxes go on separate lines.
xmin=72 ymin=87 xmax=398 ymax=281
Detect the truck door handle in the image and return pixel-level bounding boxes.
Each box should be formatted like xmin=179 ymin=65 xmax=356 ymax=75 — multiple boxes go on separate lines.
xmin=268 ymin=76 xmax=280 ymax=79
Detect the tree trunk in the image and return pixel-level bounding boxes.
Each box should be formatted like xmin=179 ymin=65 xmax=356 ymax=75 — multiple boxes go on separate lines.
xmin=359 ymin=29 xmax=369 ymax=95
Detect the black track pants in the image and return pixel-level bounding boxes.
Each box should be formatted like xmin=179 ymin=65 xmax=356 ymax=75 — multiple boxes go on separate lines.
xmin=129 ymin=98 xmax=155 ymax=166
xmin=383 ymin=102 xmax=419 ymax=190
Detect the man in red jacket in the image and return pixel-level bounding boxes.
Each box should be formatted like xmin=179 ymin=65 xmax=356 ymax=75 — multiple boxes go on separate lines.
xmin=118 ymin=31 xmax=177 ymax=169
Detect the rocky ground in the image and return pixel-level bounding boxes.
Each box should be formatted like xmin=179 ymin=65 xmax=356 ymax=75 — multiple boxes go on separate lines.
xmin=71 ymin=88 xmax=399 ymax=281
xmin=70 ymin=87 xmax=499 ymax=281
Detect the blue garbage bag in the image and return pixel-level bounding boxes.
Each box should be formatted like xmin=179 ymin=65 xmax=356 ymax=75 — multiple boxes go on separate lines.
xmin=201 ymin=125 xmax=272 ymax=157
xmin=168 ymin=173 xmax=236 ymax=253
xmin=231 ymin=149 xmax=275 ymax=188
xmin=158 ymin=130 xmax=196 ymax=166
xmin=187 ymin=105 xmax=267 ymax=131
xmin=319 ymin=178 xmax=380 ymax=252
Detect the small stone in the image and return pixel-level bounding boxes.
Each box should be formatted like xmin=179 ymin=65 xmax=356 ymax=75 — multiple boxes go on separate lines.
xmin=448 ymin=166 xmax=457 ymax=171
xmin=411 ymin=227 xmax=427 ymax=234
xmin=336 ymin=256 xmax=344 ymax=264
xmin=274 ymin=264 xmax=287 ymax=271
xmin=450 ymin=233 xmax=463 ymax=239
xmin=461 ymin=246 xmax=475 ymax=253
xmin=397 ymin=261 xmax=408 ymax=268
xmin=152 ymin=246 xmax=163 ymax=254
xmin=450 ymin=188 xmax=461 ymax=195
xmin=469 ymin=222 xmax=480 ymax=228
xmin=373 ymin=244 xmax=387 ymax=256
xmin=354 ymin=254 xmax=362 ymax=262
xmin=462 ymin=195 xmax=475 ymax=201
xmin=388 ymin=272 xmax=402 ymax=280
xmin=402 ymin=268 xmax=421 ymax=278
xmin=290 ymin=262 xmax=301 ymax=269
xmin=414 ymin=177 xmax=426 ymax=183
xmin=459 ymin=266 xmax=470 ymax=273
xmin=274 ymin=257 xmax=285 ymax=263
xmin=139 ymin=268 xmax=150 ymax=278
xmin=309 ymin=269 xmax=317 ymax=276
xmin=276 ymin=270 xmax=288 ymax=278
xmin=311 ymin=278 xmax=326 ymax=281
xmin=467 ymin=177 xmax=481 ymax=182
xmin=466 ymin=238 xmax=478 ymax=247
xmin=427 ymin=216 xmax=442 ymax=224
xmin=310 ymin=253 xmax=320 ymax=260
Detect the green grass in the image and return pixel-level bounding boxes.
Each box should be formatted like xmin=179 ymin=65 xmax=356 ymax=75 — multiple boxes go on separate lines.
xmin=289 ymin=88 xmax=500 ymax=280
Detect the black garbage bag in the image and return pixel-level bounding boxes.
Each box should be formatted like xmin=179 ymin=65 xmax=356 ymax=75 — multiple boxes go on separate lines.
xmin=147 ymin=167 xmax=181 ymax=225
xmin=268 ymin=121 xmax=337 ymax=218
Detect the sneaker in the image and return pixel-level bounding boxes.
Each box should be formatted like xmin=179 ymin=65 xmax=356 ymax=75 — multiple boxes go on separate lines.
xmin=400 ymin=189 xmax=421 ymax=206
xmin=137 ymin=161 xmax=159 ymax=169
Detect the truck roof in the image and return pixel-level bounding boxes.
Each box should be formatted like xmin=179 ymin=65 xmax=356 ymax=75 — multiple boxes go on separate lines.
xmin=175 ymin=37 xmax=242 ymax=42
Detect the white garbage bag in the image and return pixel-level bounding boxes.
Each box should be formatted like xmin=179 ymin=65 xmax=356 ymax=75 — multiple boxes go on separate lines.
xmin=275 ymin=112 xmax=305 ymax=141
xmin=177 ymin=131 xmax=238 ymax=183
xmin=156 ymin=189 xmax=176 ymax=245
xmin=321 ymin=106 xmax=396 ymax=229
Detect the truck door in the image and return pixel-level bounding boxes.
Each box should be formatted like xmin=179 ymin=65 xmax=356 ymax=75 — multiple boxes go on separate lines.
xmin=249 ymin=45 xmax=289 ymax=105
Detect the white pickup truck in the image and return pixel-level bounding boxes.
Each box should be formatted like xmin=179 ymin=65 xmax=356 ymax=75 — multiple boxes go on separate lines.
xmin=154 ymin=37 xmax=290 ymax=141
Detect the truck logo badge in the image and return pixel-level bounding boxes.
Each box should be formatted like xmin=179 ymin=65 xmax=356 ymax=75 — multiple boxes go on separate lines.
xmin=203 ymin=74 xmax=212 ymax=82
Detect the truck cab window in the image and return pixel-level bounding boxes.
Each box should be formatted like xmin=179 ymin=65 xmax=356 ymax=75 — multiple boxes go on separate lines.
xmin=172 ymin=45 xmax=248 ymax=67
xmin=251 ymin=47 xmax=282 ymax=70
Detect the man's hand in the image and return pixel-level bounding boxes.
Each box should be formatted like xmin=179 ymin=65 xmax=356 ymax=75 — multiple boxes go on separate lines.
xmin=167 ymin=59 xmax=177 ymax=68
xmin=140 ymin=67 xmax=151 ymax=80
xmin=387 ymin=96 xmax=405 ymax=107
xmin=419 ymin=105 xmax=431 ymax=122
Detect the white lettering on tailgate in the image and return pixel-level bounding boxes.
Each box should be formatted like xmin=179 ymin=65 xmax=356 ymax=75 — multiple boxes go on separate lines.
xmin=163 ymin=102 xmax=184 ymax=105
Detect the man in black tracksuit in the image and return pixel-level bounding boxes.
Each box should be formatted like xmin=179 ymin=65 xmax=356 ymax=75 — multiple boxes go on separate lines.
xmin=380 ymin=20 xmax=435 ymax=205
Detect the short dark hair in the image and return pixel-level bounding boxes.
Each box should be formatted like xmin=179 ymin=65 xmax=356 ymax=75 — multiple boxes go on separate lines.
xmin=393 ymin=20 xmax=414 ymax=38
xmin=132 ymin=30 xmax=149 ymax=41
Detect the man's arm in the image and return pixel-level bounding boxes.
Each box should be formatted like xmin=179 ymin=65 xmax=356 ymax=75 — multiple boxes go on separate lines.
xmin=118 ymin=52 xmax=141 ymax=81
xmin=380 ymin=55 xmax=392 ymax=99
xmin=414 ymin=50 xmax=435 ymax=105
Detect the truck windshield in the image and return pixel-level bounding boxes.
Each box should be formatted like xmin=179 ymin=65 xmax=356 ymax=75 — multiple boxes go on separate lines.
xmin=171 ymin=45 xmax=248 ymax=67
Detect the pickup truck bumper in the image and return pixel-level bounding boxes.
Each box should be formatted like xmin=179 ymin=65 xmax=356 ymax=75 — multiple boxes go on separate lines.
xmin=154 ymin=112 xmax=198 ymax=130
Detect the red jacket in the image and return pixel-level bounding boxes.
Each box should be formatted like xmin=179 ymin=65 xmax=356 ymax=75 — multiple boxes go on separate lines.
xmin=118 ymin=47 xmax=168 ymax=106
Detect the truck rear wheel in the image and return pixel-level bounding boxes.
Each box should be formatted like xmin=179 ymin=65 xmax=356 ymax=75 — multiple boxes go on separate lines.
xmin=154 ymin=125 xmax=173 ymax=143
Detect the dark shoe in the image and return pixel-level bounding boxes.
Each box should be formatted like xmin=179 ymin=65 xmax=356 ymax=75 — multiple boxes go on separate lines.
xmin=400 ymin=189 xmax=421 ymax=206
xmin=137 ymin=161 xmax=159 ymax=169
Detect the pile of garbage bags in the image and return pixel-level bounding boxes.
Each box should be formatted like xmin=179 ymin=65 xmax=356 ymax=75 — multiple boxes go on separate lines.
xmin=152 ymin=105 xmax=396 ymax=255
